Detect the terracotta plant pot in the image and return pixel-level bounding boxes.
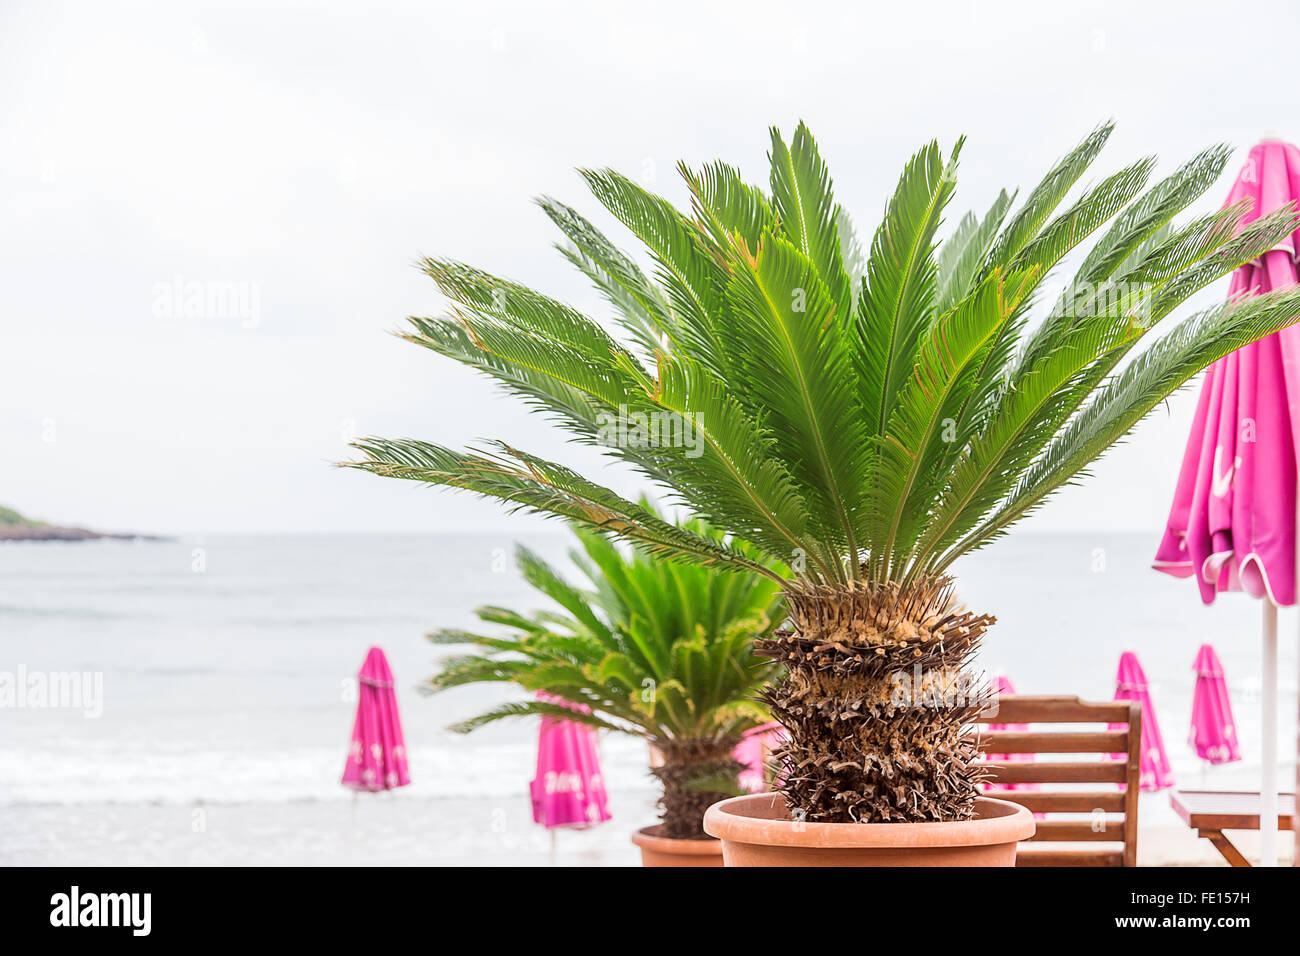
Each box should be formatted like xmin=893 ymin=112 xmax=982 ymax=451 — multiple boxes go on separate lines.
xmin=631 ymin=825 xmax=724 ymax=867
xmin=703 ymin=793 xmax=1035 ymax=867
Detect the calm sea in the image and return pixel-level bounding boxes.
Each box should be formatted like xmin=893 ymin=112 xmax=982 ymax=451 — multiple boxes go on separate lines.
xmin=1 ymin=532 xmax=1293 ymax=807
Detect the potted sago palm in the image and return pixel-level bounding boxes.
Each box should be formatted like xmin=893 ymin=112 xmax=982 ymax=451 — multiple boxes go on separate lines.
xmin=423 ymin=518 xmax=785 ymax=866
xmin=351 ymin=121 xmax=1300 ymax=864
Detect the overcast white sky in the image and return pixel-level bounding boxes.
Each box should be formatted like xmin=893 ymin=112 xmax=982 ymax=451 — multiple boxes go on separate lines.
xmin=3 ymin=0 xmax=1298 ymax=535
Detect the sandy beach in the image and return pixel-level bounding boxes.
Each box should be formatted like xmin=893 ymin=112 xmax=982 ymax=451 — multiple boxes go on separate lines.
xmin=3 ymin=791 xmax=1291 ymax=867
xmin=1 ymin=794 xmax=658 ymax=867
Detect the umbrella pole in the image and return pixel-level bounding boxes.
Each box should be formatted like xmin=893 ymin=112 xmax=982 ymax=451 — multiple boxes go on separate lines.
xmin=1262 ymin=603 xmax=1279 ymax=866
xmin=347 ymin=790 xmax=358 ymax=864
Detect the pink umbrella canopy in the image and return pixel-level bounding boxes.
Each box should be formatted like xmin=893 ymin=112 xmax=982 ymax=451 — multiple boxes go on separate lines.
xmin=341 ymin=646 xmax=411 ymax=792
xmin=981 ymin=675 xmax=1039 ymax=800
xmin=1111 ymin=651 xmax=1174 ymax=792
xmin=734 ymin=722 xmax=784 ymax=793
xmin=1190 ymin=643 xmax=1242 ymax=765
xmin=1151 ymin=140 xmax=1299 ymax=863
xmin=1153 ymin=141 xmax=1300 ymax=605
xmin=530 ymin=692 xmax=611 ymax=829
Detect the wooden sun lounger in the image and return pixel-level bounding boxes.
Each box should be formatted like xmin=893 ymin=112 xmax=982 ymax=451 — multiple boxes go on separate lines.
xmin=974 ymin=695 xmax=1141 ymax=866
xmin=1169 ymin=789 xmax=1297 ymax=867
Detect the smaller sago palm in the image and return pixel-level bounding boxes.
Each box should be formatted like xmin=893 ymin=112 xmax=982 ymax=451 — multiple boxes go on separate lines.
xmin=427 ymin=517 xmax=785 ymax=838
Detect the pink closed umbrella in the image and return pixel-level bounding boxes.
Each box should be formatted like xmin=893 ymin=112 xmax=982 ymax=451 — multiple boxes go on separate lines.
xmin=1111 ymin=652 xmax=1174 ymax=792
xmin=1152 ymin=139 xmax=1300 ymax=863
xmin=341 ymin=646 xmax=411 ymax=792
xmin=734 ymin=722 xmax=784 ymax=793
xmin=1153 ymin=141 xmax=1300 ymax=605
xmin=982 ymin=675 xmax=1039 ymax=800
xmin=530 ymin=692 xmax=611 ymax=829
xmin=1190 ymin=643 xmax=1242 ymax=765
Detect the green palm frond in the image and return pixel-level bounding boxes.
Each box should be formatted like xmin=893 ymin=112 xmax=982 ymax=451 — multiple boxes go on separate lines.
xmin=681 ymin=159 xmax=776 ymax=251
xmin=984 ymin=122 xmax=1114 ymax=270
xmin=1002 ymin=202 xmax=1300 ymax=473
xmin=724 ymin=234 xmax=868 ymax=573
xmin=868 ymin=269 xmax=1035 ymax=578
xmin=769 ymin=123 xmax=853 ymax=317
xmin=857 ymin=140 xmax=961 ymax=438
xmin=447 ymin=700 xmax=633 ymax=736
xmin=421 ymin=257 xmax=642 ymax=372
xmin=1009 ymin=157 xmax=1153 ymax=289
xmin=401 ymin=317 xmax=607 ymax=441
xmin=1147 ymin=203 xmax=1300 ymax=317
xmin=1075 ymin=144 xmax=1232 ymax=284
xmin=640 ymin=355 xmax=823 ymax=569
xmin=937 ymin=189 xmax=1014 ymax=313
xmin=346 ymin=437 xmax=778 ymax=578
xmin=938 ymin=288 xmax=1300 ymax=568
xmin=513 ymin=544 xmax=613 ymax=642
xmin=353 ymin=122 xmax=1300 ymax=590
xmin=579 ymin=168 xmax=732 ymax=375
xmin=535 ymin=196 xmax=675 ymax=356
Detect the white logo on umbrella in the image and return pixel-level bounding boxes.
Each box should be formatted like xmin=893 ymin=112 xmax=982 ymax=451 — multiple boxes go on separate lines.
xmin=1211 ymin=447 xmax=1240 ymax=498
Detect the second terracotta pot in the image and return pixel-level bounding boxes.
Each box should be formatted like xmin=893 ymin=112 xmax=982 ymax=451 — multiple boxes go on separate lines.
xmin=703 ymin=793 xmax=1034 ymax=866
xmin=631 ymin=825 xmax=724 ymax=867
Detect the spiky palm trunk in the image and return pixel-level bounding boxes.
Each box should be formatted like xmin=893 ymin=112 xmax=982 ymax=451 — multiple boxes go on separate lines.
xmin=650 ymin=738 xmax=743 ymax=839
xmin=758 ymin=577 xmax=994 ymax=824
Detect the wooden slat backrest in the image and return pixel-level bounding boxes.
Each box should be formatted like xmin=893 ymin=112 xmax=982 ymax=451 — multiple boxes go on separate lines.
xmin=973 ymin=695 xmax=1141 ymax=867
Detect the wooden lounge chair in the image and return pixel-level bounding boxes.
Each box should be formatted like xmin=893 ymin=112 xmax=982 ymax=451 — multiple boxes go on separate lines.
xmin=974 ymin=694 xmax=1141 ymax=866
